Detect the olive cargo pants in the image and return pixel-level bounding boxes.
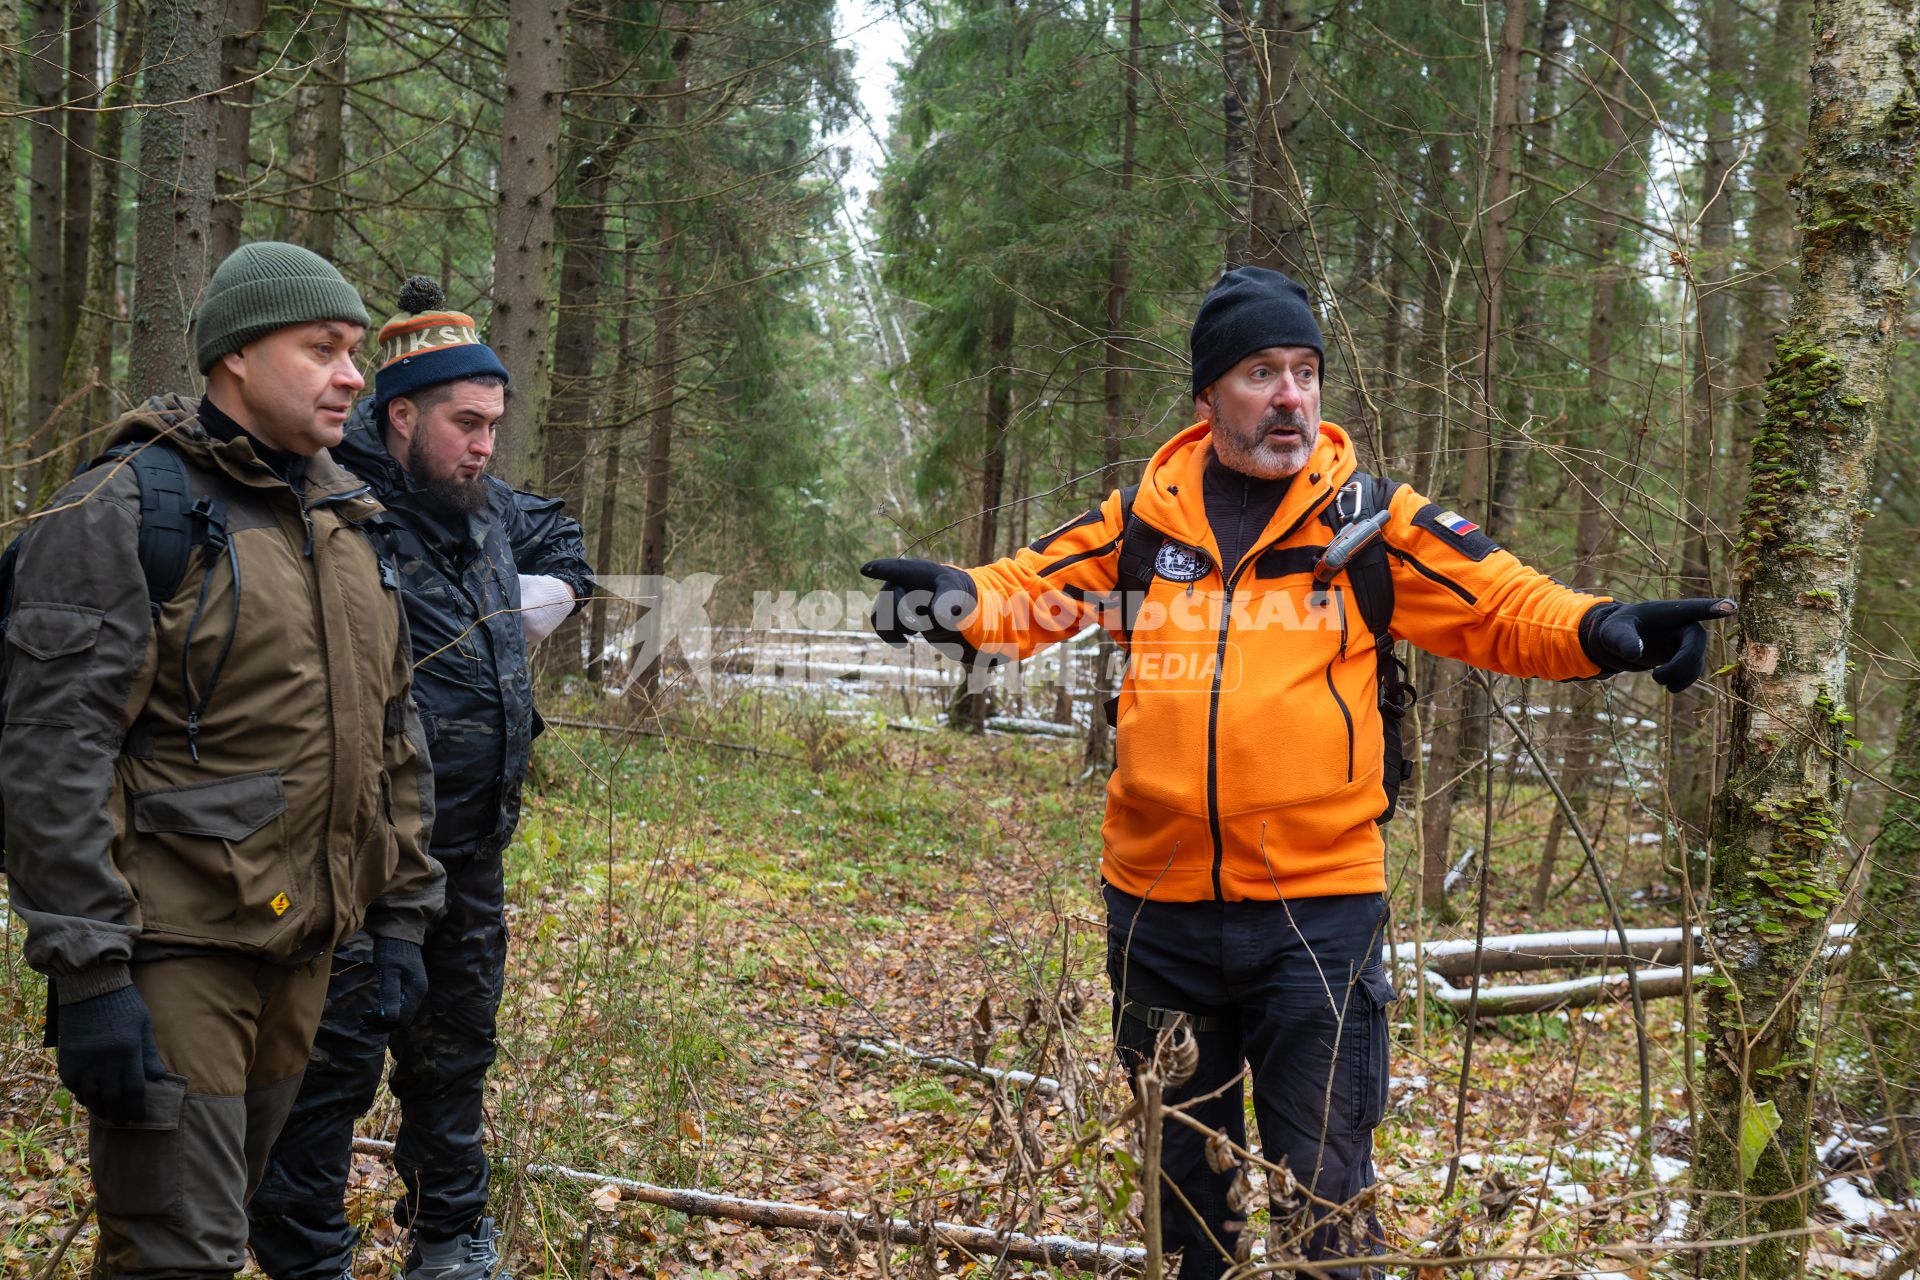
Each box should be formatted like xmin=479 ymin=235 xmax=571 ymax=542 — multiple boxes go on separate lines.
xmin=85 ymin=954 xmax=329 ymax=1280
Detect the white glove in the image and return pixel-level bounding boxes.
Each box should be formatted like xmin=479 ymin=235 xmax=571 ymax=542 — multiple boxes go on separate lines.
xmin=518 ymin=574 xmax=575 ymax=646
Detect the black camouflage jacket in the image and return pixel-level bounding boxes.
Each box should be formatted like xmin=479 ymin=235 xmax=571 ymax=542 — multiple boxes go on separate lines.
xmin=335 ymin=401 xmax=593 ymax=858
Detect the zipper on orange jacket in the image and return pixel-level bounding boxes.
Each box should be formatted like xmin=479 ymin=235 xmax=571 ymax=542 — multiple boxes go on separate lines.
xmin=1326 ymin=584 xmax=1353 ymax=783
xmin=1203 ymin=483 xmax=1337 ymax=899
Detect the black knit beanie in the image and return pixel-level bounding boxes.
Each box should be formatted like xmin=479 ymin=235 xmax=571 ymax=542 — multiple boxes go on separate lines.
xmin=1189 ymin=266 xmax=1324 ymax=396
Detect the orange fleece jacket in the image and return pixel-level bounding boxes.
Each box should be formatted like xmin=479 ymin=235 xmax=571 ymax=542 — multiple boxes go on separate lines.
xmin=957 ymin=422 xmax=1608 ymax=902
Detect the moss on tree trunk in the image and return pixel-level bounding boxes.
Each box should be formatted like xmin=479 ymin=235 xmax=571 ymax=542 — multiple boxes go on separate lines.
xmin=1695 ymin=0 xmax=1918 ymax=1273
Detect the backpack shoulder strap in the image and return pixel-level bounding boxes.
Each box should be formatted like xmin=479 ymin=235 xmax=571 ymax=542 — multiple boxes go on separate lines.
xmin=1321 ymin=470 xmax=1403 ymax=643
xmin=1110 ymin=482 xmax=1163 ymax=641
xmin=89 ymin=442 xmax=225 ymax=619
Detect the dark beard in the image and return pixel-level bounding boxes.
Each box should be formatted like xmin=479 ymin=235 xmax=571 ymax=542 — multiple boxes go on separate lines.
xmin=406 ymin=434 xmax=489 ymax=515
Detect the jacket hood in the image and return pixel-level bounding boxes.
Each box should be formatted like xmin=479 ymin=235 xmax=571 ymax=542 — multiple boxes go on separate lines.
xmin=1132 ymin=419 xmax=1358 ymax=562
xmin=334 ymin=397 xmax=409 ymax=497
xmin=104 ymin=393 xmax=372 ymax=506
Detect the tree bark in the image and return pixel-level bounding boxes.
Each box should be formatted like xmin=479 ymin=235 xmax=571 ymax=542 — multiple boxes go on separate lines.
xmin=1246 ymin=0 xmax=1309 ymax=278
xmin=489 ymin=0 xmax=569 ymax=488
xmin=128 ymin=0 xmax=222 ymax=395
xmin=1459 ymin=0 xmax=1530 ymax=541
xmin=1532 ymin=0 xmax=1634 ymax=915
xmin=0 ymin=0 xmax=27 ymax=451
xmin=1694 ymin=2 xmax=1918 ymax=1272
xmin=546 ymin=0 xmax=623 ymax=526
xmin=27 ymin=0 xmax=68 ymax=441
xmin=281 ymin=1 xmax=351 ymax=258
xmin=1220 ymin=0 xmax=1251 ymax=266
xmin=63 ymin=0 xmax=138 ymax=437
xmin=1732 ymin=0 xmax=1810 ymax=462
xmin=1412 ymin=133 xmax=1457 ymax=919
xmin=542 ymin=0 xmax=618 ymax=675
xmin=1668 ymin=0 xmax=1743 ymax=846
xmin=1852 ymin=674 xmax=1920 ymax=1194
xmin=60 ymin=0 xmax=96 ymax=368
xmin=586 ymin=239 xmax=639 ymax=690
xmin=634 ymin=24 xmax=691 ymax=706
xmin=1087 ymin=0 xmax=1140 ymax=772
xmin=208 ymin=0 xmax=264 ymax=263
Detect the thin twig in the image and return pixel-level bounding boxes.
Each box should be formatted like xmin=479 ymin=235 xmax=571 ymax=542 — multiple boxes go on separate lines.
xmin=29 ymin=1197 xmax=93 ymax=1280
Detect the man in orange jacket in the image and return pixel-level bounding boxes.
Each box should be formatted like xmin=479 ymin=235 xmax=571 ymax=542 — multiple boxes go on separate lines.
xmin=862 ymin=266 xmax=1732 ymax=1278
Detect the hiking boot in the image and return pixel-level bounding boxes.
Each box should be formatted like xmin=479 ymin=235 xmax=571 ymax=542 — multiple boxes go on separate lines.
xmin=403 ymin=1218 xmax=506 ymax=1280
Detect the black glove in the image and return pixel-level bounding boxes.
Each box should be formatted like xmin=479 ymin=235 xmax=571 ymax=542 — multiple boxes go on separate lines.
xmin=1581 ymin=597 xmax=1736 ymax=693
xmin=860 ymin=558 xmax=979 ymax=648
xmin=361 ymin=937 xmax=427 ymax=1032
xmin=57 ymin=985 xmax=167 ymax=1125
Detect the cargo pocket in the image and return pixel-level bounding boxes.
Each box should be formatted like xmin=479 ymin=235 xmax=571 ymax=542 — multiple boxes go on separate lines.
xmin=129 ymin=771 xmax=294 ymax=951
xmin=1351 ymin=966 xmax=1397 ymax=1131
xmin=90 ymin=1071 xmax=187 ymax=1221
xmin=3 ymin=603 xmax=102 ymax=725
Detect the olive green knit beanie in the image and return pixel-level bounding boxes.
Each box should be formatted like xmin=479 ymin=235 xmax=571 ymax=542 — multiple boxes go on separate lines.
xmin=192 ymin=242 xmax=371 ymax=374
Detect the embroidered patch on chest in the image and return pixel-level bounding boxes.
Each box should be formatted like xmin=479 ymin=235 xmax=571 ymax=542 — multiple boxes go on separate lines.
xmin=1153 ymin=541 xmax=1212 ymax=583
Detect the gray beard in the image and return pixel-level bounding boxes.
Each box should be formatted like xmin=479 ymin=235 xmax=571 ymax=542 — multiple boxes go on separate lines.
xmin=1213 ymin=409 xmax=1317 ymax=479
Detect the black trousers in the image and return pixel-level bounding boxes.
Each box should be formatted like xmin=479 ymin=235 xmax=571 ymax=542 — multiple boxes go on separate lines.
xmin=1104 ymin=883 xmax=1394 ymax=1280
xmin=248 ymin=850 xmax=508 ymax=1279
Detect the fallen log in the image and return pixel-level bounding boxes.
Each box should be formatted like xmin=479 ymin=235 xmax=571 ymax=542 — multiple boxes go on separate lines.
xmin=1401 ymin=924 xmax=1854 ymax=1016
xmin=841 ymin=1037 xmax=1064 ymax=1096
xmin=1386 ymin=923 xmax=1852 ymax=979
xmin=350 ymin=1137 xmax=1144 ymax=1273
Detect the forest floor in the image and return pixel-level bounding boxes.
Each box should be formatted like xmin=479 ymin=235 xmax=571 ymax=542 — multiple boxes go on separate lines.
xmin=2 ymin=688 xmax=1915 ymax=1278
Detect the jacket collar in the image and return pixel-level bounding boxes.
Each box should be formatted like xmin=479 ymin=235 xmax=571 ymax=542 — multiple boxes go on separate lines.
xmin=104 ymin=394 xmax=375 ymax=510
xmin=1133 ymin=420 xmax=1357 ymax=569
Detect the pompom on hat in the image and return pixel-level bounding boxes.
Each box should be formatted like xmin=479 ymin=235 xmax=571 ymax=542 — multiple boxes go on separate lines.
xmin=373 ymin=275 xmax=511 ymax=420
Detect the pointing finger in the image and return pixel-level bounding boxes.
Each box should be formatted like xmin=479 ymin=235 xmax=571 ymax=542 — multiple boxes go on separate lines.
xmin=1635 ymin=597 xmax=1737 ymax=628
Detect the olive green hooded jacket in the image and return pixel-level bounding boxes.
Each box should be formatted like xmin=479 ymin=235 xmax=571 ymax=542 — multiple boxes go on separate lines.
xmin=2 ymin=396 xmax=443 ymax=1002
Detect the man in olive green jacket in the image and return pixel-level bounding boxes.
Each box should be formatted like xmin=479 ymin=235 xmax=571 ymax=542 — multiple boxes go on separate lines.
xmin=1 ymin=242 xmax=444 ymax=1279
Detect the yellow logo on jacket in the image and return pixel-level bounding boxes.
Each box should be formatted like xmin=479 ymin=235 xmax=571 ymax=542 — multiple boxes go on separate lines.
xmin=271 ymin=892 xmax=290 ymax=916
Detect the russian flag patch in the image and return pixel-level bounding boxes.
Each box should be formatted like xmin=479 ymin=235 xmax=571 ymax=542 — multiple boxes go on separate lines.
xmin=1437 ymin=510 xmax=1479 ymax=536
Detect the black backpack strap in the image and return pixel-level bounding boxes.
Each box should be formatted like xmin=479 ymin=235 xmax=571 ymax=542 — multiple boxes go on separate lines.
xmin=1110 ymin=482 xmax=1164 ymax=643
xmin=91 ymin=441 xmax=229 ymax=618
xmin=1341 ymin=473 xmax=1400 ymax=646
xmin=1321 ymin=471 xmax=1418 ymax=821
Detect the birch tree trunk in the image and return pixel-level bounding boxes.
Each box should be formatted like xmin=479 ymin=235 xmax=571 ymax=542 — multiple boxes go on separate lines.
xmin=1694 ymin=2 xmax=1919 ymax=1272
xmin=489 ymin=0 xmax=568 ymax=488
